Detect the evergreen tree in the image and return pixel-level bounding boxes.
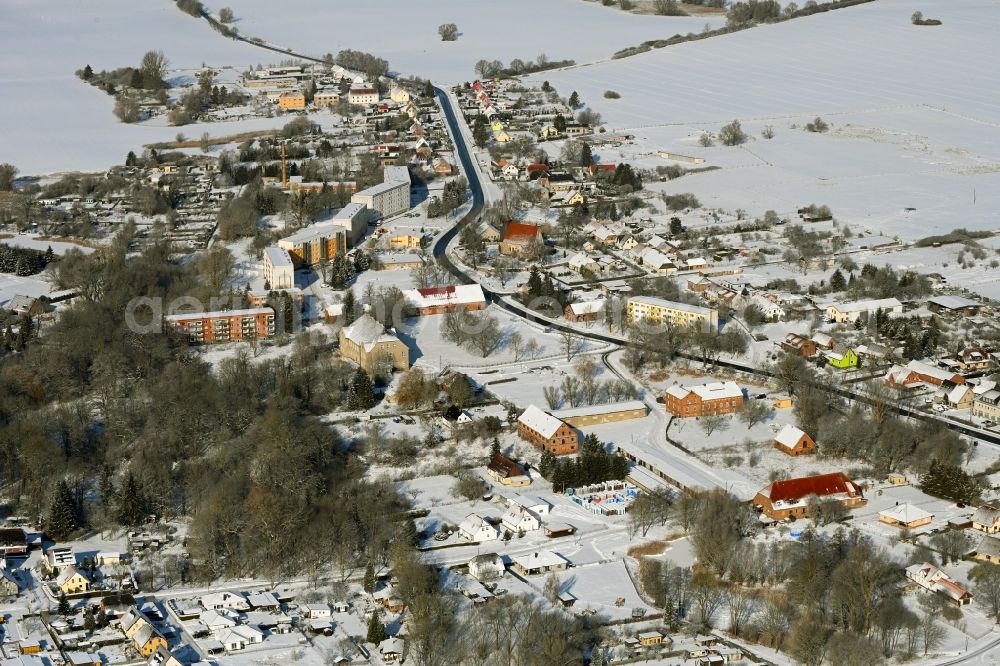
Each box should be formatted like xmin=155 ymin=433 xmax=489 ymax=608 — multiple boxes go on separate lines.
xmin=43 ymin=246 xmax=55 ymax=265
xmin=82 ymin=64 xmax=93 ymax=80
xmin=527 ymin=265 xmax=543 ymax=298
xmin=579 ymin=143 xmax=593 ymax=167
xmin=58 ymin=592 xmax=70 ymax=615
xmin=568 ymin=91 xmax=580 ymax=108
xmin=423 ymin=80 xmax=434 ymax=98
xmin=490 ymin=438 xmax=501 ymax=458
xmin=125 ymin=151 xmax=137 ymax=167
xmin=342 ymin=289 xmax=357 ymax=325
xmin=98 ymin=465 xmax=116 ymax=509
xmin=366 ymin=612 xmax=385 ymax=644
xmin=472 ymin=115 xmax=489 ymax=148
xmin=347 ymin=368 xmax=375 ymax=411
xmin=115 ymin=472 xmax=146 ymax=527
xmin=538 ymin=450 xmax=556 ymax=479
xmin=363 ymin=562 xmax=376 ymax=594
xmin=553 ymin=114 xmax=567 ymax=133
xmin=920 ymin=459 xmax=980 ymax=504
xmin=84 ymin=610 xmax=96 ymax=633
xmin=46 ymin=480 xmax=78 ymax=540
xmin=829 ymin=268 xmax=847 ymax=292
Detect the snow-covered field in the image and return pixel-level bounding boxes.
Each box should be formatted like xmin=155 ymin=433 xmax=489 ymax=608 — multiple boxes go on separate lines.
xmin=1 ymin=0 xmax=273 ymax=175
xmin=530 ymin=0 xmax=1000 ymax=241
xmin=214 ymin=0 xmax=724 ymax=83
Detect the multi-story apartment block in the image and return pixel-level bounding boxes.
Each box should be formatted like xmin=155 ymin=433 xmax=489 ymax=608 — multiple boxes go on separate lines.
xmin=626 ymin=296 xmax=718 ymax=332
xmin=165 ymin=308 xmax=275 ymax=344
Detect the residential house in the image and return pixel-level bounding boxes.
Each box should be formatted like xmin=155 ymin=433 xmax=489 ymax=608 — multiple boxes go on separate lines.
xmin=56 ymin=566 xmax=90 ymax=594
xmin=148 ymin=647 xmax=184 ymax=666
xmin=510 ymin=551 xmax=568 ymax=576
xmin=44 ymin=546 xmax=76 ymax=572
xmin=379 ymin=637 xmax=405 ymax=664
xmin=905 ymin=563 xmax=973 ymax=606
xmin=885 ymin=360 xmax=965 ymax=389
xmin=501 ymin=507 xmax=541 ymax=534
xmin=468 ymin=553 xmax=505 ymax=582
xmin=313 ymin=88 xmax=340 ymax=107
xmin=486 ymin=454 xmax=530 ymax=487
xmin=974 ymin=535 xmax=1000 ymax=564
xmin=781 ymin=333 xmax=817 ymax=357
xmin=121 ymin=608 xmax=168 ymax=658
xmin=304 ymin=603 xmax=331 ymax=619
xmin=812 ymin=332 xmax=835 ymax=350
xmin=200 ymin=592 xmax=249 ymax=611
xmin=478 ymin=221 xmax=502 ymax=241
xmin=67 ymin=652 xmax=103 ymax=666
xmin=0 ymin=566 xmax=19 ymax=597
xmin=516 ymin=405 xmax=579 ymax=455
xmin=567 ymin=253 xmax=600 ymax=276
xmin=946 ymin=384 xmax=974 ymax=410
xmin=638 ymin=631 xmax=663 ymax=647
xmin=500 ymin=222 xmax=542 ymax=256
xmin=665 ymin=382 xmax=744 ymax=417
xmin=825 ymin=347 xmax=858 ymax=370
xmin=347 ymin=84 xmax=378 ymax=105
xmin=879 ymin=504 xmax=933 ymax=529
xmin=973 ymin=504 xmax=1000 ymax=533
xmin=564 ymin=300 xmax=605 ymax=323
xmin=216 ymin=625 xmax=263 ymax=652
xmin=338 ymin=314 xmax=410 ymax=373
xmin=458 ymin=514 xmax=501 ymax=542
xmin=773 ymin=424 xmax=816 ymax=456
xmin=974 ymin=390 xmax=1000 ymax=420
xmin=825 ymin=297 xmax=903 ymax=323
xmin=753 ymin=472 xmax=865 ymax=521
xmin=200 ymin=610 xmax=237 ymax=633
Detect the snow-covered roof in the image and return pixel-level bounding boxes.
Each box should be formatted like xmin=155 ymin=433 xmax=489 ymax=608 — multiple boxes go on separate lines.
xmin=459 ymin=513 xmax=491 ymax=536
xmin=517 ymin=405 xmax=565 ymax=439
xmin=264 ymin=246 xmax=293 ymax=268
xmin=552 ymin=400 xmax=646 ymax=420
xmin=773 ymin=424 xmax=808 ymax=450
xmin=341 ymin=314 xmax=400 ymax=352
xmin=827 ymin=297 xmax=902 ymax=314
xmin=403 ymin=284 xmax=486 ymax=309
xmin=280 ymin=222 xmax=344 ymax=244
xmin=666 ymin=381 xmax=742 ymax=402
xmin=927 ymin=295 xmax=978 ymax=310
xmin=628 ymin=295 xmax=714 ymax=316
xmin=511 ymin=551 xmax=567 ymax=570
xmin=567 ymin=300 xmax=605 ymax=317
xmin=880 ymin=503 xmax=932 ymax=524
xmin=165 ymin=307 xmax=273 ymax=322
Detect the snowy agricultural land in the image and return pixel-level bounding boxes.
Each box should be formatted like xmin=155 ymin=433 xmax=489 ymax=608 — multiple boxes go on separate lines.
xmin=529 ymin=0 xmax=1000 ymax=242
xmin=209 ymin=0 xmax=725 ymax=84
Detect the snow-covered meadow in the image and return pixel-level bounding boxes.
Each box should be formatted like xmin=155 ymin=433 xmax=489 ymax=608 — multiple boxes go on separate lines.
xmin=530 ymin=0 xmax=1000 ymax=241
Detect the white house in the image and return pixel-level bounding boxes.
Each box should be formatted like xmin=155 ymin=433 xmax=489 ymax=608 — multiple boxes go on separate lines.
xmin=200 ymin=609 xmax=237 ymax=632
xmin=303 ymin=603 xmax=331 ymax=619
xmin=905 ymin=563 xmax=973 ymax=605
xmin=200 ymin=592 xmax=249 ymax=611
xmin=458 ymin=514 xmax=501 ymax=542
xmin=501 ymin=506 xmax=541 ymax=533
xmin=215 ymin=625 xmax=263 ymax=651
xmin=468 ymin=553 xmax=505 ymax=582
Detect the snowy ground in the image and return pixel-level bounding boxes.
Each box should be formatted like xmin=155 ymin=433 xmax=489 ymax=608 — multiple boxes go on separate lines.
xmin=1 ymin=0 xmax=275 ymax=174
xmin=213 ymin=0 xmax=724 ymax=84
xmin=528 ymin=0 xmax=1000 ymax=242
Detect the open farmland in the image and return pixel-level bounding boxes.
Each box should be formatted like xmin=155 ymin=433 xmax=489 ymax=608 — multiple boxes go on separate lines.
xmin=529 ymin=0 xmax=1000 ymax=241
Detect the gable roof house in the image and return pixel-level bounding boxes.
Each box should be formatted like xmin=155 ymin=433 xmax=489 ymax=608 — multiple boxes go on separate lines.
xmin=468 ymin=552 xmax=505 ymax=582
xmin=458 ymin=514 xmax=501 ymax=542
xmin=338 ymin=314 xmax=410 ymax=373
xmin=665 ymin=382 xmax=744 ymax=417
xmin=781 ymin=333 xmax=817 ymax=358
xmin=500 ymin=222 xmax=542 ymax=256
xmin=773 ymin=424 xmax=816 ymax=457
xmin=516 ymin=405 xmax=578 ymax=456
xmin=973 ymin=504 xmax=1000 ymax=534
xmin=486 ymin=454 xmax=530 ymax=487
xmin=885 ymin=360 xmax=966 ymax=389
xmin=501 ymin=506 xmax=541 ymax=534
xmin=905 ymin=563 xmax=973 ymax=605
xmin=754 ymin=472 xmax=865 ymax=521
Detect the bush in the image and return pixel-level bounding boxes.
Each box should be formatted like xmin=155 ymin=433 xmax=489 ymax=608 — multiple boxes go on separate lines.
xmin=603 ymin=90 xmax=621 ymax=99
xmin=719 ymin=119 xmax=746 ymax=146
xmin=805 ymin=116 xmax=829 ymax=133
xmin=438 ymin=23 xmax=459 ymax=41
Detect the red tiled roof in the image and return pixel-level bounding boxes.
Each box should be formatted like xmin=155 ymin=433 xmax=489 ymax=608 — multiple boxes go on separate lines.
xmin=589 ymin=163 xmax=617 ymax=174
xmin=525 ymin=163 xmax=550 ymax=173
xmin=766 ymin=472 xmax=858 ymax=503
xmin=503 ymin=222 xmax=540 ymax=242
xmin=488 ymin=454 xmax=524 ymax=479
xmin=417 ymin=285 xmax=456 ymax=298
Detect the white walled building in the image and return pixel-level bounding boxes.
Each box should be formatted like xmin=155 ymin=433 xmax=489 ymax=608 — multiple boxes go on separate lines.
xmin=263 ymin=246 xmax=295 ymax=290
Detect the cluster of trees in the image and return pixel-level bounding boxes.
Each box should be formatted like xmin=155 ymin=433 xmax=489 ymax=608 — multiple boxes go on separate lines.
xmin=474 ymin=54 xmax=576 ymax=80
xmin=626 ymin=319 xmax=748 ymax=371
xmin=0 ymin=233 xmax=416 ymax=582
xmin=523 ymin=266 xmax=568 ymax=311
xmin=427 ymin=177 xmax=468 ymax=218
xmin=609 ymin=163 xmax=643 ymax=192
xmin=335 ymin=49 xmax=389 ymax=79
xmin=805 ymin=116 xmax=830 ymax=133
xmin=440 ymin=309 xmax=504 ymax=357
xmin=438 ymin=23 xmax=459 ymax=41
xmin=175 ymin=0 xmax=203 ymax=17
xmin=727 ymin=0 xmax=782 ymax=26
xmin=0 ymin=244 xmax=52 ymax=276
xmin=537 ymin=434 xmax=629 ymax=492
xmin=542 ymin=356 xmax=639 ymax=410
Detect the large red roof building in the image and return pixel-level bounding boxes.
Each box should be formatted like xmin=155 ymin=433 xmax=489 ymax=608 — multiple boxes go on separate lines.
xmin=753 ymin=472 xmax=865 ymax=521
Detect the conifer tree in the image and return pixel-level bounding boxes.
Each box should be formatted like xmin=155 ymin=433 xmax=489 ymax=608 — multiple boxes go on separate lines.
xmin=46 ymin=480 xmax=77 ymax=540
xmin=366 ymin=612 xmax=385 ymax=644
xmin=363 ymin=562 xmax=376 ymax=594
